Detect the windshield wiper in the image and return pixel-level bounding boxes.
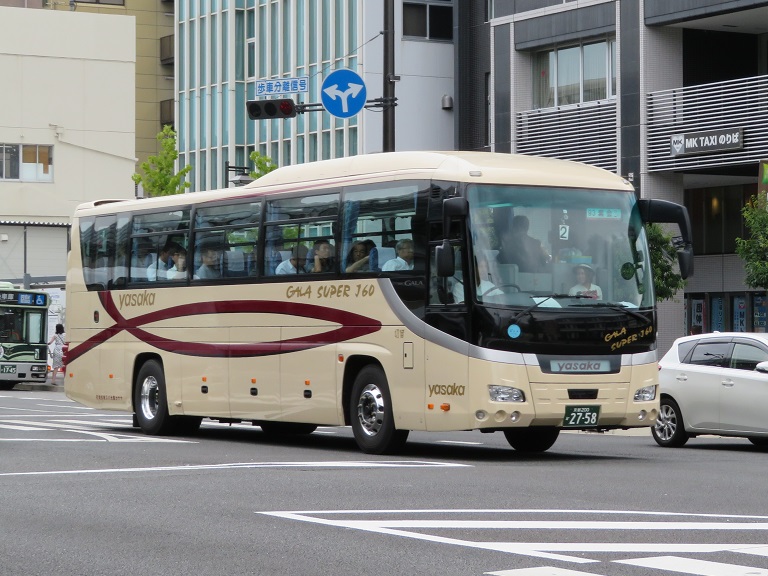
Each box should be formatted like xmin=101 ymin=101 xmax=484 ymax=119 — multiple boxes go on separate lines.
xmin=511 ymin=294 xmax=579 ymax=323
xmin=572 ymin=301 xmax=651 ymax=325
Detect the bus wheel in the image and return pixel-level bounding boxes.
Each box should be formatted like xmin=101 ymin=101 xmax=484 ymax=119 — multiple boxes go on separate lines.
xmin=260 ymin=422 xmax=317 ymax=435
xmin=134 ymin=359 xmax=174 ymax=435
xmin=503 ymin=427 xmax=560 ymax=452
xmin=0 ymin=382 xmax=16 ymax=391
xmin=350 ymin=365 xmax=408 ymax=455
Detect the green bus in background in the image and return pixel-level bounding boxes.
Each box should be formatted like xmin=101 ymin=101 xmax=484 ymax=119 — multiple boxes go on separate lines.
xmin=0 ymin=281 xmax=49 ymax=390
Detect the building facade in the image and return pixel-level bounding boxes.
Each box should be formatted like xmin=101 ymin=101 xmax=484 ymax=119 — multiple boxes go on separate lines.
xmin=175 ymin=0 xmax=456 ymax=191
xmin=458 ymin=0 xmax=768 ymax=352
xmin=0 ymin=6 xmax=136 ymax=289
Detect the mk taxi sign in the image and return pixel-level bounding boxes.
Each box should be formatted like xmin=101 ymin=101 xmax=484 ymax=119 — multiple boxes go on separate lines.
xmin=670 ymin=128 xmax=743 ymax=157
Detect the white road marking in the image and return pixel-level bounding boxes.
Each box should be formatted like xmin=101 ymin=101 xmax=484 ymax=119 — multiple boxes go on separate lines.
xmin=615 ymin=555 xmax=768 ymax=576
xmin=0 ymin=423 xmax=53 ymax=431
xmin=0 ymin=460 xmax=469 ymax=477
xmin=259 ymin=509 xmax=768 ymax=563
xmin=436 ymin=440 xmax=483 ymax=445
xmin=35 ymin=404 xmax=93 ymax=410
xmin=487 ymin=569 xmax=604 ymax=576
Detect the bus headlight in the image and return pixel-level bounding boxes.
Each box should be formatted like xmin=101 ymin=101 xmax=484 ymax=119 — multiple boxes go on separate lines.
xmin=489 ymin=385 xmax=525 ymax=402
xmin=633 ymin=385 xmax=656 ymax=402
xmin=30 ymin=365 xmax=46 ymax=373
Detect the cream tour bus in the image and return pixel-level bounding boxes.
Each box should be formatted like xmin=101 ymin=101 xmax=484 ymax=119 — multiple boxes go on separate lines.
xmin=64 ymin=151 xmax=693 ymax=454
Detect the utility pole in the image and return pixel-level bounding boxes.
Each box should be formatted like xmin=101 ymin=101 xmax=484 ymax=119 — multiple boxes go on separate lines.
xmin=383 ymin=0 xmax=396 ymax=152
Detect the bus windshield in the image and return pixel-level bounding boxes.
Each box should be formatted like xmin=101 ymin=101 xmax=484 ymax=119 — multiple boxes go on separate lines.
xmin=466 ymin=184 xmax=653 ymax=310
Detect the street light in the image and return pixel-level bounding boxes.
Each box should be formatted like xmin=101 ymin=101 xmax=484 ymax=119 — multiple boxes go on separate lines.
xmin=225 ymin=161 xmax=254 ymax=187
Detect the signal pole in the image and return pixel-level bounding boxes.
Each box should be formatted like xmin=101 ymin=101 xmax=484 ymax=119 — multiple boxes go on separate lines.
xmin=383 ymin=0 xmax=395 ymax=152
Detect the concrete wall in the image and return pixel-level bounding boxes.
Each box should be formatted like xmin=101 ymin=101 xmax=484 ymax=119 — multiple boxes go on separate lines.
xmin=0 ymin=6 xmax=136 ymax=284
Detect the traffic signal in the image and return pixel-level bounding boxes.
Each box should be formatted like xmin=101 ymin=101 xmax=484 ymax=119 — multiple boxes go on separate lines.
xmin=246 ymin=98 xmax=297 ymax=119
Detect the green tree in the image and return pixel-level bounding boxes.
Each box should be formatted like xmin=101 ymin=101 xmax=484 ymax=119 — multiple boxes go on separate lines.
xmin=736 ymin=190 xmax=768 ymax=289
xmin=248 ymin=150 xmax=278 ymax=180
xmin=131 ymin=125 xmax=192 ymax=196
xmin=646 ymin=222 xmax=686 ymax=302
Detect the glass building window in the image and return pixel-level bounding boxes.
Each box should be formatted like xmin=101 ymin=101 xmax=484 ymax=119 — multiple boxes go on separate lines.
xmin=403 ymin=1 xmax=453 ymax=41
xmin=533 ymin=40 xmax=615 ymax=109
xmin=685 ymin=184 xmax=754 ymax=256
xmin=0 ymin=144 xmax=52 ymax=182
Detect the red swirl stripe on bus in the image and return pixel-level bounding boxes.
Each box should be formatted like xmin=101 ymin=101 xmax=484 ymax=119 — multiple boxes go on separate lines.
xmin=65 ymin=292 xmax=382 ymax=364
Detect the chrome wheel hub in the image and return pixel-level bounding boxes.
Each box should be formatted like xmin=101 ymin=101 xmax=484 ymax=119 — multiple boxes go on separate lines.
xmin=356 ymin=383 xmax=384 ymax=437
xmin=140 ymin=375 xmax=159 ymax=421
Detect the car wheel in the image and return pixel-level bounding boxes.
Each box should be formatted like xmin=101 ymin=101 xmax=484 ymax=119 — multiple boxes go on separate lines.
xmin=652 ymin=397 xmax=689 ymax=447
xmin=503 ymin=427 xmax=560 ymax=452
xmin=350 ymin=365 xmax=408 ymax=454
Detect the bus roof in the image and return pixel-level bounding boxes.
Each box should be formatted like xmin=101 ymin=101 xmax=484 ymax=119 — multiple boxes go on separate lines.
xmin=73 ymin=151 xmax=633 ymax=216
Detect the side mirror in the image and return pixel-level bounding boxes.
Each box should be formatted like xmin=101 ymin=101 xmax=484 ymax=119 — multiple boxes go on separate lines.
xmin=756 ymin=361 xmax=768 ymax=374
xmin=435 ymin=240 xmax=455 ymax=277
xmin=442 ymin=196 xmax=467 ymax=235
xmin=638 ymin=198 xmax=694 ymax=279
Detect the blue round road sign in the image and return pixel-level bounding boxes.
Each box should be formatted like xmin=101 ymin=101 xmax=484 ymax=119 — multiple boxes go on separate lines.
xmin=321 ymin=69 xmax=367 ymax=119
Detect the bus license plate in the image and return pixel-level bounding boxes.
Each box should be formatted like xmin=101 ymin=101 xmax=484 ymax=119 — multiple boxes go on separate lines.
xmin=563 ymin=405 xmax=599 ymax=427
xmin=1 ymin=365 xmax=16 ymax=374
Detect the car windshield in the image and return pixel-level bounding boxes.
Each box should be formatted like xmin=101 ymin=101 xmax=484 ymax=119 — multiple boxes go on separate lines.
xmin=465 ymin=184 xmax=654 ymax=310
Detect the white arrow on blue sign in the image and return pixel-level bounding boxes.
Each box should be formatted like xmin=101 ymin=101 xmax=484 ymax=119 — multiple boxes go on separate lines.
xmin=321 ymin=69 xmax=367 ymax=119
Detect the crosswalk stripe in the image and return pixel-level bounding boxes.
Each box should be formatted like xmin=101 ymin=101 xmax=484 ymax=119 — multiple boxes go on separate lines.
xmin=486 ymin=568 xmax=603 ymax=576
xmin=0 ymin=423 xmax=52 ymax=431
xmin=615 ymin=555 xmax=768 ymax=576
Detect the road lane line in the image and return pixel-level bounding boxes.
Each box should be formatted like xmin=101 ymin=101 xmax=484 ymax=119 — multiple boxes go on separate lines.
xmin=0 ymin=423 xmax=53 ymax=431
xmin=0 ymin=460 xmax=469 ymax=477
xmin=615 ymin=555 xmax=768 ymax=576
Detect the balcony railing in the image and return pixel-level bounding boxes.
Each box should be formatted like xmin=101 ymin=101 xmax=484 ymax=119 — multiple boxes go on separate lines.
xmin=647 ymin=75 xmax=768 ymax=171
xmin=515 ymin=100 xmax=617 ymax=173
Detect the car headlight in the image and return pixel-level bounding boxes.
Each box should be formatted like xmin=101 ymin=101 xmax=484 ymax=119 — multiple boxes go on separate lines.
xmin=634 ymin=385 xmax=656 ymax=402
xmin=488 ymin=385 xmax=525 ymax=402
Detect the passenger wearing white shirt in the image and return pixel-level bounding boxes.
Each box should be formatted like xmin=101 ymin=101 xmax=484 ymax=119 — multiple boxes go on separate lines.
xmin=381 ymin=239 xmax=414 ymax=271
xmin=275 ymin=245 xmax=309 ymax=275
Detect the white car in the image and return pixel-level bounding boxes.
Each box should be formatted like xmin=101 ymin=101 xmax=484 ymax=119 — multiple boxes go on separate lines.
xmin=653 ymin=332 xmax=768 ymax=448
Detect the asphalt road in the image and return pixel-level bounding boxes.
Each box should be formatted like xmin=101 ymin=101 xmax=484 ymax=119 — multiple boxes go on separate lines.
xmin=1 ymin=388 xmax=767 ymax=576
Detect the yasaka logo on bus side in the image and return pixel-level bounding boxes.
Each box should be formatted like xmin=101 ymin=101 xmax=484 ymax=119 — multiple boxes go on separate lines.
xmin=118 ymin=291 xmax=156 ymax=309
xmin=428 ymin=384 xmax=466 ymax=397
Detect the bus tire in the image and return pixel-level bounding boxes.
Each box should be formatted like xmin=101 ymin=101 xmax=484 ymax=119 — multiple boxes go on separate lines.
xmin=134 ymin=359 xmax=175 ymax=436
xmin=350 ymin=365 xmax=408 ymax=455
xmin=503 ymin=427 xmax=560 ymax=452
xmin=260 ymin=422 xmax=317 ymax=435
xmin=651 ymin=397 xmax=689 ymax=447
xmin=0 ymin=382 xmax=16 ymax=391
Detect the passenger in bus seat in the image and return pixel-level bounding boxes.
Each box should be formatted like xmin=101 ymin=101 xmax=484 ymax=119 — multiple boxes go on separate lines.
xmin=307 ymin=239 xmax=334 ymax=273
xmin=345 ymin=240 xmax=371 ymax=273
xmin=381 ymin=238 xmax=415 ymax=271
xmin=195 ymin=240 xmax=223 ymax=279
xmin=168 ymin=246 xmax=187 ymax=280
xmin=496 ymin=215 xmax=550 ymax=273
xmin=147 ymin=242 xmax=174 ymax=281
xmin=275 ymin=244 xmax=308 ymax=275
